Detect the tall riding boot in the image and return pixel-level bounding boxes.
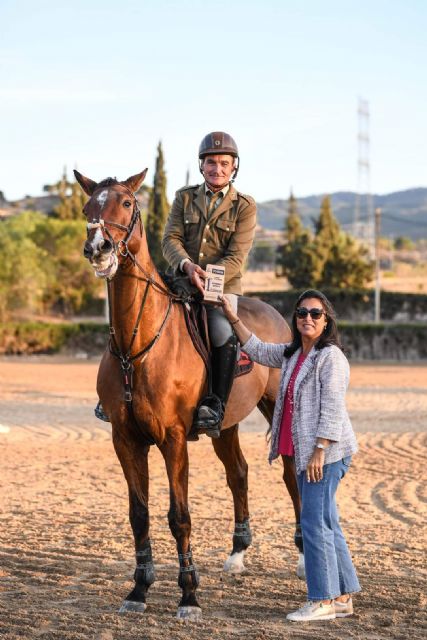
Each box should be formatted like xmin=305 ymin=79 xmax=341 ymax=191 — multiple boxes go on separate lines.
xmin=194 ymin=334 xmax=238 ymax=438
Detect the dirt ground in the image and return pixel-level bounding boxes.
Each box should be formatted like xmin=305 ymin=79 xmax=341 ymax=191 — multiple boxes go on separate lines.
xmin=0 ymin=357 xmax=426 ymax=640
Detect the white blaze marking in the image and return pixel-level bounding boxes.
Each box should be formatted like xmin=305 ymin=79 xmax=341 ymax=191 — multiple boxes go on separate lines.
xmin=90 ymin=227 xmax=105 ymax=253
xmin=97 ymin=189 xmax=109 ymax=209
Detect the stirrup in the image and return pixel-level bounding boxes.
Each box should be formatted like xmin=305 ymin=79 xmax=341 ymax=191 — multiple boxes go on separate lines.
xmin=193 ymin=395 xmax=223 ymax=439
xmin=94 ymin=401 xmax=110 ymax=423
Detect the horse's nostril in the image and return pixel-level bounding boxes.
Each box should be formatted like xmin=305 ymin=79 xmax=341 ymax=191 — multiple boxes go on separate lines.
xmin=101 ymin=240 xmax=113 ymax=254
xmin=83 ymin=242 xmax=93 ymax=258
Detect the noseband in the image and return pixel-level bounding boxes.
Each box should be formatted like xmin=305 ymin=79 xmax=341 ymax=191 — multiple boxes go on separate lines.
xmin=86 ymin=185 xmax=142 ymax=260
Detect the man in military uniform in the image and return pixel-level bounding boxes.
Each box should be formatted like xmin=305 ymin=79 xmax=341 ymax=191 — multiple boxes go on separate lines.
xmin=162 ymin=131 xmax=257 ymax=438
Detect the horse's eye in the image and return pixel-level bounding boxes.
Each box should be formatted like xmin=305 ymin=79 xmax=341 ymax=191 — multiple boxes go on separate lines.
xmin=123 ymin=200 xmax=132 ymax=208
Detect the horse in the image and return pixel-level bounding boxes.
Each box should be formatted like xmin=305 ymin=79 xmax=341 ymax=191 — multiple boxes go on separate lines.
xmin=74 ymin=169 xmax=303 ymax=621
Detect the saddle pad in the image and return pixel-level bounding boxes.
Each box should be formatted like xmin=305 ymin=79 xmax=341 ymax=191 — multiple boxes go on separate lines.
xmin=234 ymin=350 xmax=254 ymax=379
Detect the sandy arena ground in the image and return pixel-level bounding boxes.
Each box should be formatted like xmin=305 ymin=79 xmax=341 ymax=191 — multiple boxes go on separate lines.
xmin=0 ymin=358 xmax=426 ymax=639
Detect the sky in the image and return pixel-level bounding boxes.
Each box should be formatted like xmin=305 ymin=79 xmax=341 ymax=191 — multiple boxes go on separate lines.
xmin=1 ymin=0 xmax=426 ymax=203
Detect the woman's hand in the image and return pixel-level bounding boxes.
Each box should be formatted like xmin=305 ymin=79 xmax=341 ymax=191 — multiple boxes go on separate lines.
xmin=306 ymin=448 xmax=325 ymax=482
xmin=219 ymin=295 xmax=252 ymax=345
xmin=219 ymin=295 xmax=239 ymax=324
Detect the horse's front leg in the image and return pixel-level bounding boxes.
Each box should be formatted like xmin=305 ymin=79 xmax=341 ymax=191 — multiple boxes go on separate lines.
xmin=112 ymin=431 xmax=155 ymax=613
xmin=211 ymin=424 xmax=252 ymax=574
xmin=160 ymin=429 xmax=201 ymax=621
xmin=282 ymin=454 xmax=305 ymax=580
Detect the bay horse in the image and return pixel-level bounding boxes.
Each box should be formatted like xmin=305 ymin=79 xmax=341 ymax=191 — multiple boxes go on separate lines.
xmin=74 ymin=169 xmax=303 ymax=620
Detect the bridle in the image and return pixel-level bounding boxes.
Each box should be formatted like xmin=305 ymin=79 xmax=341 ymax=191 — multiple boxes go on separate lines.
xmin=85 ymin=183 xmax=183 ymax=408
xmin=85 ymin=184 xmax=142 ymax=260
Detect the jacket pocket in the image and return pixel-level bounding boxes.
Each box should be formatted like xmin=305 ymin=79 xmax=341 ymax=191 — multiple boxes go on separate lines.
xmin=183 ymin=211 xmax=201 ymax=240
xmin=215 ymin=218 xmax=236 ymax=232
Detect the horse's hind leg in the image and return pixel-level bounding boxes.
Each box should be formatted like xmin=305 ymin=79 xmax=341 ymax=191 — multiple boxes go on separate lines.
xmin=160 ymin=430 xmax=201 ymax=621
xmin=258 ymin=396 xmax=304 ymax=578
xmin=282 ymin=454 xmax=305 ymax=579
xmin=112 ymin=433 xmax=155 ymax=613
xmin=211 ymin=424 xmax=252 ymax=574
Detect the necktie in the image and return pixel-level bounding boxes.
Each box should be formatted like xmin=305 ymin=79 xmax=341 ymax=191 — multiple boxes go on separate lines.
xmin=207 ymin=191 xmax=221 ymax=217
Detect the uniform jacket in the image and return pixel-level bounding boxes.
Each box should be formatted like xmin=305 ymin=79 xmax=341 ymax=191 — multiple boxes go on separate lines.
xmin=161 ymin=183 xmax=257 ymax=295
xmin=242 ymin=335 xmax=358 ymax=474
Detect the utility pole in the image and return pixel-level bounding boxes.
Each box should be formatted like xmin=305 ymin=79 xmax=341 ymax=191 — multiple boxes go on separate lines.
xmin=374 ymin=207 xmax=381 ymax=323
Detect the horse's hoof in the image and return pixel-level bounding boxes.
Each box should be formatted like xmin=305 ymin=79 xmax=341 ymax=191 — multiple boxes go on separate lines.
xmin=118 ymin=600 xmax=147 ymax=614
xmin=296 ymin=552 xmax=305 ymax=580
xmin=223 ymin=550 xmax=246 ymax=574
xmin=176 ymin=606 xmax=202 ymax=621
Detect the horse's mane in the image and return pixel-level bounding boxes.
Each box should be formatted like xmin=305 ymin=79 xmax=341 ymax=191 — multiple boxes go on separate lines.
xmin=98 ymin=177 xmax=120 ymax=188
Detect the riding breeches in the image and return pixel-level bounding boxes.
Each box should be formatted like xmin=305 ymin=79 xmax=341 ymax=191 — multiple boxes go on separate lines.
xmin=206 ymin=294 xmax=238 ymax=347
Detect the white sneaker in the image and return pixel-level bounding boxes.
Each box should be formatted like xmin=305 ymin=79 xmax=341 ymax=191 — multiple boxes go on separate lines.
xmin=286 ymin=600 xmax=336 ymax=622
xmin=334 ymin=597 xmax=353 ymax=618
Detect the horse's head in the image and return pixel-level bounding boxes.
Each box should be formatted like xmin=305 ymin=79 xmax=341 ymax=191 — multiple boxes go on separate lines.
xmin=74 ymin=169 xmax=148 ymax=279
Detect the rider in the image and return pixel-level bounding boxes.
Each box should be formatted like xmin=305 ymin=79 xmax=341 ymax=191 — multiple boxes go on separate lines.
xmin=161 ymin=131 xmax=257 ymax=438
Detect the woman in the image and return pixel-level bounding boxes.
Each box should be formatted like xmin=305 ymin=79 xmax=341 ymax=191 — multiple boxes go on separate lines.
xmin=221 ymin=289 xmax=360 ymax=622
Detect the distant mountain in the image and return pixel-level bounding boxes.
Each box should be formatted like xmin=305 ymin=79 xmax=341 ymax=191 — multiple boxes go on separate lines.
xmin=257 ymin=188 xmax=427 ymax=239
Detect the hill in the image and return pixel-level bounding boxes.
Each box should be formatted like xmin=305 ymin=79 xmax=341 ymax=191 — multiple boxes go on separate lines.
xmin=257 ymin=188 xmax=427 ymax=239
xmin=2 ymin=187 xmax=426 ymax=240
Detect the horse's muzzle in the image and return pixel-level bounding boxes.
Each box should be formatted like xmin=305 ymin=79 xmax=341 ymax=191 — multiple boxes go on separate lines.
xmin=83 ymin=238 xmax=113 ymax=260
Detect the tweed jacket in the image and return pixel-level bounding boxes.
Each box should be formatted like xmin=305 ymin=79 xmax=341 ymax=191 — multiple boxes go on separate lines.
xmin=161 ymin=183 xmax=257 ymax=295
xmin=243 ymin=334 xmax=358 ymax=474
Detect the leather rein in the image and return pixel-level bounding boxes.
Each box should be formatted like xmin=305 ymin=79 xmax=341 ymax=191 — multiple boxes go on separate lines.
xmin=86 ymin=185 xmax=182 ymax=406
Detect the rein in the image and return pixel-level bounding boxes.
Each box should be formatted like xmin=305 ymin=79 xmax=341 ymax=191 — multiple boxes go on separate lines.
xmin=87 ymin=185 xmax=182 ymax=407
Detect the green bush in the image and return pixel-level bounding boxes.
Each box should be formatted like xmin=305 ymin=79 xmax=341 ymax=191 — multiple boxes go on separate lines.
xmin=0 ymin=322 xmax=108 ymax=355
xmin=1 ymin=320 xmax=426 ymax=360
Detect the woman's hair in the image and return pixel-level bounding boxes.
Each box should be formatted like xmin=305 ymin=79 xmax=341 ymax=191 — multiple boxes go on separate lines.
xmin=284 ymin=289 xmax=343 ymax=358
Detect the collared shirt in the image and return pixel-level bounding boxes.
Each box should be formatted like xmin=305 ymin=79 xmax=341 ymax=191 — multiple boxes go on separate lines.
xmin=205 ymin=183 xmax=230 ymax=216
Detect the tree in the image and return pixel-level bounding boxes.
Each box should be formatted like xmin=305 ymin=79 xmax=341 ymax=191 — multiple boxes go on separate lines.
xmin=0 ymin=211 xmax=103 ymax=320
xmin=0 ymin=213 xmax=48 ymax=320
xmin=319 ymin=233 xmax=373 ymax=289
xmin=45 ymin=167 xmax=86 ymax=220
xmin=276 ymin=191 xmax=320 ymax=288
xmin=146 ymin=141 xmax=169 ymax=270
xmin=314 ymin=196 xmax=373 ymax=289
xmin=394 ymin=236 xmax=415 ymax=251
xmin=276 ymin=193 xmax=373 ymax=290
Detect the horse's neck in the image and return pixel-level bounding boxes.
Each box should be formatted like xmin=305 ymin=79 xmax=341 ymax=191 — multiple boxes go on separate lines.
xmin=109 ymin=250 xmax=169 ymax=355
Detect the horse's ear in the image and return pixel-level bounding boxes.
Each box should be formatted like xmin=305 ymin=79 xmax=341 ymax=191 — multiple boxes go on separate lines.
xmin=73 ymin=170 xmax=98 ymax=196
xmin=123 ymin=169 xmax=148 ymax=193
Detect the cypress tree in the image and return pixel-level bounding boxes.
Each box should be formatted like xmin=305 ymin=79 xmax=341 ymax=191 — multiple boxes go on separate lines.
xmin=146 ymin=141 xmax=169 ymax=270
xmin=314 ymin=195 xmax=373 ymax=288
xmin=48 ymin=168 xmax=85 ymax=220
xmin=276 ymin=191 xmax=319 ymax=289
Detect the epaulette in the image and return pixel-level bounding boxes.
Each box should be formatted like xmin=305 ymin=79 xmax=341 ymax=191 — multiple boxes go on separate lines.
xmin=237 ymin=191 xmax=255 ymax=205
xmin=176 ymin=184 xmax=200 ymax=193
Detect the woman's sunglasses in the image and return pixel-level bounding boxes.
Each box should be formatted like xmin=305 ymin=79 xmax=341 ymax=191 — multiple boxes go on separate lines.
xmin=295 ymin=307 xmax=325 ymax=320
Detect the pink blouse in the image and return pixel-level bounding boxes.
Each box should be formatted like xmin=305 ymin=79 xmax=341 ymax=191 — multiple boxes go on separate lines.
xmin=278 ymin=352 xmax=307 ymax=456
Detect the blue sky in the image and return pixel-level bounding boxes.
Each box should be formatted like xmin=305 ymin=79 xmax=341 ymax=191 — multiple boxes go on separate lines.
xmin=1 ymin=0 xmax=426 ymax=202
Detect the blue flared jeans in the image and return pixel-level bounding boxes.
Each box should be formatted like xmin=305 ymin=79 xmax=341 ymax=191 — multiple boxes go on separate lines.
xmin=297 ymin=456 xmax=361 ymax=601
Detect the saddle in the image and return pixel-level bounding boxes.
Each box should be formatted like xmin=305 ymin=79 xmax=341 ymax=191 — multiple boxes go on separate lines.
xmin=161 ymin=271 xmax=254 ymax=379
